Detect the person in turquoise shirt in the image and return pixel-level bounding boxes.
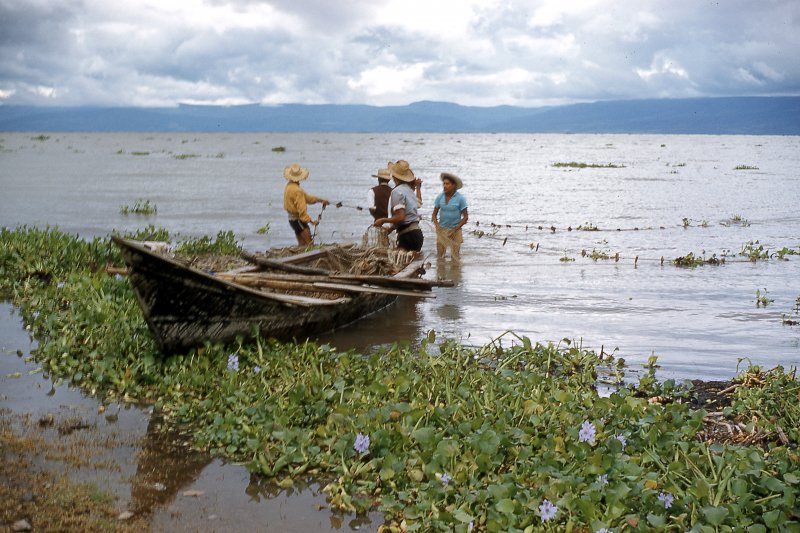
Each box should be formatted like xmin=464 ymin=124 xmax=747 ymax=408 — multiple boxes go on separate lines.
xmin=432 ymin=172 xmax=469 ymax=260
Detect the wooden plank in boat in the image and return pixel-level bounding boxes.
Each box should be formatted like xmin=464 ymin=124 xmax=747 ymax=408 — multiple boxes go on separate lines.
xmin=313 ymin=282 xmax=436 ymax=299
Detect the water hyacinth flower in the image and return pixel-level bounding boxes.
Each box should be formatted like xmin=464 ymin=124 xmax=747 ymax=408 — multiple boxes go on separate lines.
xmin=353 ymin=432 xmax=370 ymax=455
xmin=539 ymin=499 xmax=557 ymax=522
xmin=440 ymin=472 xmax=452 ymax=486
xmin=57 ymin=281 xmax=65 ymax=289
xmin=597 ymin=473 xmax=608 ymax=485
xmin=253 ymin=365 xmax=262 ymax=374
xmin=578 ymin=420 xmax=596 ymax=445
xmin=227 ymin=353 xmax=239 ymax=371
xmin=596 ymin=529 xmax=612 ymax=533
xmin=615 ymin=434 xmax=627 ymax=448
xmin=657 ymin=491 xmax=674 ymax=509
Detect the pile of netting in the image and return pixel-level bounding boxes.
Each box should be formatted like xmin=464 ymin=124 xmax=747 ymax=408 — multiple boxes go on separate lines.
xmin=322 ymin=245 xmax=416 ymax=276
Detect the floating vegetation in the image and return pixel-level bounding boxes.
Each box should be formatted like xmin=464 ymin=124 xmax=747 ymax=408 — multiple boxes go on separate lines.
xmin=783 ymin=296 xmax=800 ymax=326
xmin=214 ymin=152 xmax=225 ymax=159
xmin=576 ymin=222 xmax=599 ymax=231
xmin=173 ymin=230 xmax=240 ymax=256
xmin=673 ymin=252 xmax=723 ymax=268
xmin=559 ymin=250 xmax=575 ymax=262
xmin=680 ymin=217 xmax=708 ymax=228
xmin=131 ymin=151 xmax=150 ymax=156
xmin=272 ymin=146 xmax=286 ymax=152
xmin=1 ymin=226 xmax=799 ymax=531
xmin=581 ymin=249 xmax=615 ymax=261
xmin=552 ymin=162 xmax=625 ymax=168
xmin=31 ymin=134 xmax=50 ymax=141
xmin=173 ymin=153 xmax=200 ymax=160
xmin=256 ymin=224 xmax=270 ymax=235
xmin=734 ymin=165 xmax=759 ymax=170
xmin=740 ymin=240 xmax=770 ymax=261
xmin=119 ymin=200 xmax=157 ymax=216
xmin=755 ymin=288 xmax=773 ymax=308
xmin=721 ymin=214 xmax=750 ymax=227
xmin=774 ymin=246 xmax=800 ymax=260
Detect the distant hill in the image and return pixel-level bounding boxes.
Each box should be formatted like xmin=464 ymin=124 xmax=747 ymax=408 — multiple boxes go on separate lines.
xmin=1 ymin=97 xmax=798 ymax=134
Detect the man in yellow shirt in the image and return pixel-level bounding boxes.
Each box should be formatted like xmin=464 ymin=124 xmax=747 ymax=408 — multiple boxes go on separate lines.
xmin=283 ymin=163 xmax=329 ymax=246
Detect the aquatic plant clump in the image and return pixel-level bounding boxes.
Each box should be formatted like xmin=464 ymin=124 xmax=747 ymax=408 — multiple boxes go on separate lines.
xmin=1 ymin=226 xmax=799 ymax=531
xmin=119 ymin=199 xmax=157 ymax=216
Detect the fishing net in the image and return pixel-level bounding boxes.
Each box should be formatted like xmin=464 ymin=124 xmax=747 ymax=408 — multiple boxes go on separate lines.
xmin=323 ymin=245 xmax=416 ymax=276
xmin=362 ymin=226 xmax=390 ymax=248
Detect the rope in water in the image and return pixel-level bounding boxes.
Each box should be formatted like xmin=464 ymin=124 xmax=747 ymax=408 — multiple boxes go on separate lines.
xmin=311 ymin=223 xmax=797 ymax=267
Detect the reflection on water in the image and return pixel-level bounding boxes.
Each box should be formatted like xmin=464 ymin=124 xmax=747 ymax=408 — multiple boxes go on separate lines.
xmin=129 ymin=416 xmax=211 ymax=514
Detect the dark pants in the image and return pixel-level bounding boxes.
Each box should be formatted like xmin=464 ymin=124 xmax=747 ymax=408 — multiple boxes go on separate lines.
xmin=288 ymin=219 xmax=309 ymax=235
xmin=397 ymin=229 xmax=424 ymax=252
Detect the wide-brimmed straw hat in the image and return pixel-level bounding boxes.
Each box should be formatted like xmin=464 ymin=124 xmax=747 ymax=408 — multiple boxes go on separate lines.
xmin=283 ymin=163 xmax=309 ymax=182
xmin=440 ymin=172 xmax=463 ymax=190
xmin=371 ymin=167 xmax=391 ymax=180
xmin=388 ymin=160 xmax=415 ymax=182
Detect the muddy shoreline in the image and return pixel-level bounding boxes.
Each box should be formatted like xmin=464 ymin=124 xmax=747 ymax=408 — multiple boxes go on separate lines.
xmin=1 ymin=304 xmax=382 ymax=532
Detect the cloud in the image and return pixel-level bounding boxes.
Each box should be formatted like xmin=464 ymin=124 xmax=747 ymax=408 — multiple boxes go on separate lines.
xmin=0 ymin=0 xmax=798 ymax=107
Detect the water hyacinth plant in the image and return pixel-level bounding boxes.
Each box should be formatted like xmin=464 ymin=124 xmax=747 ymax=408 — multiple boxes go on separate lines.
xmin=1 ymin=226 xmax=798 ymax=532
xmin=119 ymin=199 xmax=157 ymax=216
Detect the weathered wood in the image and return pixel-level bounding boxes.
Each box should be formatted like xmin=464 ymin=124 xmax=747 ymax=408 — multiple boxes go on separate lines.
xmin=272 ymin=246 xmax=336 ymax=265
xmin=241 ymin=251 xmax=331 ymax=275
xmin=105 ymin=266 xmax=130 ymax=276
xmin=112 ymin=237 xmax=437 ymax=354
xmin=215 ymin=274 xmax=347 ymax=295
xmin=313 ymin=282 xmax=436 ymax=299
xmin=394 ymin=257 xmax=426 ymax=278
xmin=330 ymin=274 xmax=454 ymax=289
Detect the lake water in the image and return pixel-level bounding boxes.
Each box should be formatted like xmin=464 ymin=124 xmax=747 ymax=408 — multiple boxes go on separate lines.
xmin=2 ymin=132 xmax=799 ymax=381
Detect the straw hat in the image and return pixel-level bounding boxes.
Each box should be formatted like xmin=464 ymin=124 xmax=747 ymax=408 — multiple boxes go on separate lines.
xmin=440 ymin=172 xmax=463 ymax=190
xmin=388 ymin=160 xmax=415 ymax=182
xmin=283 ymin=163 xmax=309 ymax=182
xmin=371 ymin=167 xmax=391 ymax=180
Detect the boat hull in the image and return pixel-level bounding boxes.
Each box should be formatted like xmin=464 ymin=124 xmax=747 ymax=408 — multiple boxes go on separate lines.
xmin=113 ymin=238 xmax=408 ymax=353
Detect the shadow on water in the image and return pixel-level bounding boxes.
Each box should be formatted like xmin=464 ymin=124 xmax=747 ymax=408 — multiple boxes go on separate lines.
xmin=0 ymin=303 xmax=383 ymax=532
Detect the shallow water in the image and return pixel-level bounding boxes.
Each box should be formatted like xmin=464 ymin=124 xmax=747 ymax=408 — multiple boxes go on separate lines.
xmin=0 ymin=303 xmax=382 ymax=531
xmin=2 ymin=132 xmax=798 ymax=380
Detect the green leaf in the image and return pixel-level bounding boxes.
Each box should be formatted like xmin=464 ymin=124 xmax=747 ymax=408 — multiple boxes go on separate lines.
xmin=411 ymin=427 xmax=436 ymax=446
xmin=453 ymin=509 xmax=474 ymax=523
xmin=495 ymin=498 xmax=515 ymax=514
xmin=701 ymin=506 xmax=729 ymax=526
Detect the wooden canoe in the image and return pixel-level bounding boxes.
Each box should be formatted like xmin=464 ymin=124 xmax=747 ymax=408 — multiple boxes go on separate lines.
xmin=112 ymin=237 xmax=437 ymax=354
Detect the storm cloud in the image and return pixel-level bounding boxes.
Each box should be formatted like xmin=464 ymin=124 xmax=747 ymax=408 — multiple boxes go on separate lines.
xmin=1 ymin=0 xmax=798 ymax=106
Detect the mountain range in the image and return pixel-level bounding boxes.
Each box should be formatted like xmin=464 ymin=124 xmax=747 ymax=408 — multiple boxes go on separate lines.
xmin=1 ymin=97 xmax=798 ymax=134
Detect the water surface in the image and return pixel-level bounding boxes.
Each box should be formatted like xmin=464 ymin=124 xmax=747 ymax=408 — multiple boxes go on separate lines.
xmin=2 ymin=132 xmax=799 ymax=380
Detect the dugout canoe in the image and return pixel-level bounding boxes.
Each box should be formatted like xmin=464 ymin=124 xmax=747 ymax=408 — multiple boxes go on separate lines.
xmin=111 ymin=237 xmax=444 ymax=354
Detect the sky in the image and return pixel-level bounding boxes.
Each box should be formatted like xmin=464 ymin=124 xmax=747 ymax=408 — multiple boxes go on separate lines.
xmin=1 ymin=0 xmax=798 ymax=108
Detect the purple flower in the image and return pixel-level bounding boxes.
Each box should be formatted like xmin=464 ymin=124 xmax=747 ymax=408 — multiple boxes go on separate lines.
xmin=578 ymin=420 xmax=596 ymax=445
xmin=253 ymin=365 xmax=261 ymax=374
xmin=539 ymin=499 xmax=557 ymax=522
xmin=57 ymin=281 xmax=65 ymax=289
xmin=440 ymin=472 xmax=452 ymax=485
xmin=615 ymin=434 xmax=627 ymax=448
xmin=227 ymin=353 xmax=239 ymax=371
xmin=657 ymin=491 xmax=674 ymax=509
xmin=596 ymin=529 xmax=612 ymax=533
xmin=597 ymin=473 xmax=608 ymax=485
xmin=354 ymin=432 xmax=370 ymax=455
